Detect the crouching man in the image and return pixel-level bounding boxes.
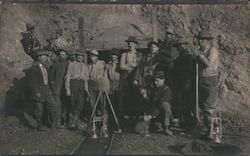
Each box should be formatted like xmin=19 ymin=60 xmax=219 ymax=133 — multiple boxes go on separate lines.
xmin=135 ymin=71 xmax=173 ymax=136
xmin=29 ymin=49 xmax=60 ymax=131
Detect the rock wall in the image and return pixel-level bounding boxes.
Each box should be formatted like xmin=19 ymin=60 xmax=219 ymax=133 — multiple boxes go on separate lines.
xmin=0 ymin=4 xmax=249 ymax=118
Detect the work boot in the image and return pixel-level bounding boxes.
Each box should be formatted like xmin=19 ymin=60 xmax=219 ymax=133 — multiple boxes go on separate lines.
xmin=164 ymin=128 xmax=174 ymax=136
xmin=37 ymin=125 xmax=48 ymax=132
xmin=76 ymin=120 xmax=87 ymax=131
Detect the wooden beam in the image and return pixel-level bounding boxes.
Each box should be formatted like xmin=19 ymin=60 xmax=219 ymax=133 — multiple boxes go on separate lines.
xmin=78 ymin=17 xmax=87 ymax=63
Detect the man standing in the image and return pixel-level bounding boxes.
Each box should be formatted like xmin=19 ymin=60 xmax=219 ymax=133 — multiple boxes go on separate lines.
xmin=119 ymin=36 xmax=141 ymax=119
xmin=49 ymin=49 xmax=69 ymax=127
xmin=65 ymin=49 xmax=89 ymax=129
xmin=135 ymin=71 xmax=173 ymax=136
xmin=106 ymin=49 xmax=120 ymax=102
xmin=133 ymin=41 xmax=161 ymax=115
xmin=195 ymin=29 xmax=219 ymax=139
xmin=158 ymin=28 xmax=179 ymax=87
xmin=88 ymin=49 xmax=109 ymax=115
xmin=28 ymin=49 xmax=59 ymax=131
xmin=172 ymin=39 xmax=196 ymax=130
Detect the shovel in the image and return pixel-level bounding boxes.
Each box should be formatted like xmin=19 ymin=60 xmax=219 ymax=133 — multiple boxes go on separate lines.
xmin=190 ymin=58 xmax=203 ymax=138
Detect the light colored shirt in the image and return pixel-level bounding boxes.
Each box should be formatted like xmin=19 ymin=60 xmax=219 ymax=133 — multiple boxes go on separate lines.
xmin=65 ymin=61 xmax=89 ymax=91
xmin=120 ymin=50 xmax=140 ymax=72
xmin=199 ymin=47 xmax=219 ymax=77
xmin=39 ymin=63 xmax=48 ymax=85
xmin=88 ymin=60 xmax=106 ymax=81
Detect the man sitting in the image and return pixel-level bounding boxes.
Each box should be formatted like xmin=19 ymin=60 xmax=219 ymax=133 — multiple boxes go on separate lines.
xmin=135 ymin=71 xmax=173 ymax=136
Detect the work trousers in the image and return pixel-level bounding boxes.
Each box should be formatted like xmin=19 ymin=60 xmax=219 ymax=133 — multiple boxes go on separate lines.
xmin=88 ymin=80 xmax=107 ymax=117
xmin=33 ymin=85 xmax=59 ymax=128
xmin=70 ymin=79 xmax=87 ymax=118
xmin=199 ymin=76 xmax=218 ymax=132
xmin=54 ymin=89 xmax=68 ymax=125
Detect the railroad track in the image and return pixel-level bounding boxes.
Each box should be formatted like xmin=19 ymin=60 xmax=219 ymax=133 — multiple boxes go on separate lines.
xmin=70 ymin=133 xmax=117 ymax=155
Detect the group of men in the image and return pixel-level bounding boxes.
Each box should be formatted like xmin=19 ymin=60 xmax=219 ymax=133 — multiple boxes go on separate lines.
xmin=22 ymin=24 xmax=219 ymax=141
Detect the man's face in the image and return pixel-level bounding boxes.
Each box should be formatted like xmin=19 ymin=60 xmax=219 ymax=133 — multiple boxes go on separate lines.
xmin=149 ymin=44 xmax=159 ymax=54
xmin=111 ymin=55 xmax=118 ymax=63
xmin=90 ymin=55 xmax=98 ymax=63
xmin=77 ymin=55 xmax=84 ymax=62
xmin=38 ymin=55 xmax=48 ymax=63
xmin=154 ymin=78 xmax=165 ymax=87
xmin=198 ymin=39 xmax=209 ymax=51
xmin=59 ymin=51 xmax=68 ymax=60
xmin=177 ymin=44 xmax=188 ymax=54
xmin=128 ymin=42 xmax=137 ymax=50
xmin=166 ymin=33 xmax=175 ymax=41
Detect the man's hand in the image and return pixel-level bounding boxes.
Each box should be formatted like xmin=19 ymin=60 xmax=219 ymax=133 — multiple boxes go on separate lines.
xmin=144 ymin=115 xmax=152 ymax=121
xmin=35 ymin=93 xmax=41 ymax=98
xmin=133 ymin=80 xmax=139 ymax=87
xmin=139 ymin=88 xmax=147 ymax=98
xmin=66 ymin=90 xmax=71 ymax=96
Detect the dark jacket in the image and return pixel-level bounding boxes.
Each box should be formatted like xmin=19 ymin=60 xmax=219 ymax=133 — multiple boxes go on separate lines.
xmin=49 ymin=59 xmax=68 ymax=95
xmin=28 ymin=62 xmax=50 ymax=98
xmin=148 ymin=85 xmax=172 ymax=117
xmin=134 ymin=53 xmax=160 ymax=88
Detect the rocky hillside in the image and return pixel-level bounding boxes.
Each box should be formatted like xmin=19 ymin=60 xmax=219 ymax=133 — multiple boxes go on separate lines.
xmin=0 ymin=4 xmax=249 ymax=119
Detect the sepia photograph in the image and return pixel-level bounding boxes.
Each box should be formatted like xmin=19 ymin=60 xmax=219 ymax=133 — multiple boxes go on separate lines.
xmin=0 ymin=0 xmax=249 ymax=155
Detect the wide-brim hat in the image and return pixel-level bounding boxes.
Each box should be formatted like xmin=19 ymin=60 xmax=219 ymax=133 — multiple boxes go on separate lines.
xmin=154 ymin=71 xmax=165 ymax=79
xmin=56 ymin=49 xmax=69 ymax=55
xmin=195 ymin=30 xmax=214 ymax=40
xmin=125 ymin=36 xmax=139 ymax=44
xmin=36 ymin=49 xmax=50 ymax=56
xmin=89 ymin=49 xmax=99 ymax=56
xmin=175 ymin=38 xmax=188 ymax=45
xmin=166 ymin=28 xmax=174 ymax=35
xmin=148 ymin=41 xmax=159 ymax=48
xmin=26 ymin=24 xmax=34 ymax=30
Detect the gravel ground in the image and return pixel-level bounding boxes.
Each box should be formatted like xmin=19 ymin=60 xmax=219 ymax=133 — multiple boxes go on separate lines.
xmin=0 ymin=116 xmax=84 ymax=155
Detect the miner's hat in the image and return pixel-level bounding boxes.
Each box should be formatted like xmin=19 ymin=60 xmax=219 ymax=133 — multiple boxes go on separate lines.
xmin=153 ymin=71 xmax=165 ymax=79
xmin=26 ymin=24 xmax=34 ymax=30
xmin=36 ymin=49 xmax=49 ymax=56
xmin=166 ymin=28 xmax=174 ymax=35
xmin=89 ymin=49 xmax=99 ymax=56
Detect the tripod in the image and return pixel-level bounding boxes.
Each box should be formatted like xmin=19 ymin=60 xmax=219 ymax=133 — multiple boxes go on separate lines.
xmin=88 ymin=89 xmax=122 ymax=139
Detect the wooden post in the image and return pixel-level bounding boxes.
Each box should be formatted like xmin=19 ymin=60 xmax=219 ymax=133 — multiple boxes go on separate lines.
xmin=79 ymin=17 xmax=86 ymax=63
xmin=152 ymin=7 xmax=158 ymax=42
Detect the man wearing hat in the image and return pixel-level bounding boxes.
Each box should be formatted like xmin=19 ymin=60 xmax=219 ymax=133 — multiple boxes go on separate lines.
xmin=65 ymin=49 xmax=89 ymax=129
xmin=28 ymin=49 xmax=59 ymax=131
xmin=172 ymin=38 xmax=196 ymax=130
xmin=195 ymin=29 xmax=219 ymax=139
xmin=133 ymin=41 xmax=162 ymax=115
xmin=107 ymin=49 xmax=120 ymax=95
xmin=87 ymin=49 xmax=109 ymax=112
xmin=135 ymin=71 xmax=173 ymax=136
xmin=49 ymin=49 xmax=69 ymax=128
xmin=106 ymin=49 xmax=120 ymax=117
xmin=21 ymin=24 xmax=41 ymax=60
xmin=119 ymin=36 xmax=142 ymax=120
